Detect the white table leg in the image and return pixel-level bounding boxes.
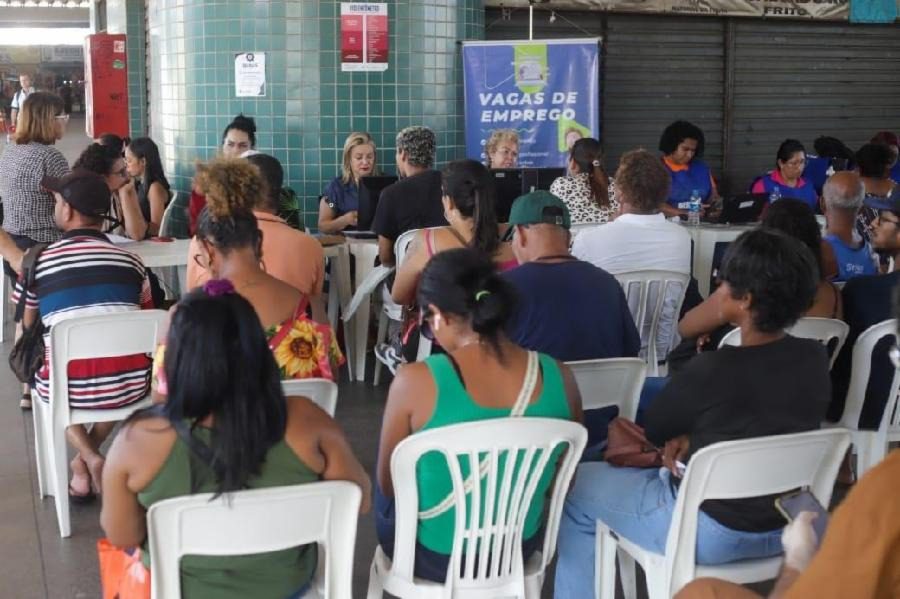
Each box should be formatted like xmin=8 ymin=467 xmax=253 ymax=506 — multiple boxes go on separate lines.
xmin=328 ymin=244 xmax=354 ymax=381
xmin=348 ymin=242 xmax=379 ymax=382
xmin=0 ymin=265 xmax=6 ymax=343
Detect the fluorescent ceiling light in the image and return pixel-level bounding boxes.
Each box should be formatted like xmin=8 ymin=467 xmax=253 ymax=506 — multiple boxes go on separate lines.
xmin=0 ymin=27 xmax=90 ymax=45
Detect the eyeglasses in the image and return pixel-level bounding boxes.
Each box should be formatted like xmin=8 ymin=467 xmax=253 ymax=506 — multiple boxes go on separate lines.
xmin=874 ymin=213 xmax=900 ymax=228
xmin=193 ymin=239 xmax=213 ymax=271
xmin=419 ymin=308 xmax=436 ymax=341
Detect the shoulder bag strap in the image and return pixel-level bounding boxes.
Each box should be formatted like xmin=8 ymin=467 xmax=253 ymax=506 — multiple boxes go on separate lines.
xmin=418 ymin=351 xmax=540 ymax=520
xmin=14 ymin=243 xmax=49 ymax=324
xmin=170 ymin=418 xmax=221 ymax=493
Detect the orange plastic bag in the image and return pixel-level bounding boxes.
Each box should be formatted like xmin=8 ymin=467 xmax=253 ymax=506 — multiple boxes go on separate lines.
xmin=97 ymin=538 xmax=151 ymax=599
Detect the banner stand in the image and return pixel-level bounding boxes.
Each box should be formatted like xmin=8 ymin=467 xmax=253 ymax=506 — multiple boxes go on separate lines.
xmin=462 ymin=38 xmax=601 ymax=168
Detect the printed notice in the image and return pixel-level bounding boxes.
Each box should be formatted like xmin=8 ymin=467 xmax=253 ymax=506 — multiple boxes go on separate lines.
xmin=235 ymin=52 xmax=266 ymax=97
xmin=341 ymin=3 xmax=389 ymax=72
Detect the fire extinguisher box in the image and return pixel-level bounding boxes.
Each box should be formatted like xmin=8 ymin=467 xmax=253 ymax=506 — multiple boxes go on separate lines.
xmin=84 ymin=33 xmax=129 ymax=139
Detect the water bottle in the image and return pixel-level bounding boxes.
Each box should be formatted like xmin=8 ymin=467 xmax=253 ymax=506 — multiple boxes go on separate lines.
xmin=688 ymin=189 xmax=701 ymax=226
xmin=769 ymin=186 xmax=782 ymax=204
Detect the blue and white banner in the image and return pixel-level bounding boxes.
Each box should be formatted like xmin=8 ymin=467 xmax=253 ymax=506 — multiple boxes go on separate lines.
xmin=462 ymin=38 xmax=601 ymax=168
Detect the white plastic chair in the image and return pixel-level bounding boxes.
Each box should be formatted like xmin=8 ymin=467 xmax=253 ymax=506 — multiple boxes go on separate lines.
xmin=158 ymin=190 xmax=183 ymax=238
xmin=148 ymin=481 xmax=362 ymax=599
xmin=596 ymin=428 xmax=851 ymax=599
xmin=566 ymin=358 xmax=647 ymax=422
xmin=31 ymin=310 xmax=168 ymax=538
xmin=829 ymin=319 xmax=900 ymax=477
xmin=373 ymin=228 xmax=436 ymax=385
xmin=718 ymin=317 xmax=849 ymax=369
xmin=367 ymin=418 xmax=588 ymax=598
xmin=614 ymin=270 xmax=689 ymax=376
xmin=281 ymin=378 xmax=339 ymax=417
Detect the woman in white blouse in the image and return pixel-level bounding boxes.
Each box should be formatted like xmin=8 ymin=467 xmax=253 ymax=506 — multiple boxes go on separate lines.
xmin=550 ymin=138 xmax=619 ymax=224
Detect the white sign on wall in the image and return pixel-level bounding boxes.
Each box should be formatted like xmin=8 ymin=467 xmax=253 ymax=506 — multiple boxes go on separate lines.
xmin=234 ymin=52 xmax=266 ymax=97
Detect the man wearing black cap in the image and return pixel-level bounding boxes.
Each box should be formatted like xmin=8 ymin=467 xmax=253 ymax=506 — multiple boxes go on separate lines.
xmin=828 ymin=188 xmax=900 ymax=430
xmin=14 ymin=169 xmax=154 ymax=502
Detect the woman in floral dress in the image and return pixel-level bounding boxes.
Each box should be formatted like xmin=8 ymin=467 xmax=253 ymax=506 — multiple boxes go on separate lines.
xmin=156 ymin=158 xmax=342 ymax=392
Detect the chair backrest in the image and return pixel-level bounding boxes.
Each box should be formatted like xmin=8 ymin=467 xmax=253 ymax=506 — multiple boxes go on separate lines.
xmin=147 ymin=481 xmax=362 ymax=599
xmin=664 ymin=428 xmax=851 ymax=596
xmin=837 ymin=319 xmax=900 ymax=433
xmin=614 ymin=270 xmax=689 ymax=374
xmin=718 ymin=317 xmax=849 ymax=369
xmin=788 ymin=317 xmax=849 ymax=368
xmin=566 ymin=358 xmax=646 ymax=421
xmin=389 ymin=418 xmax=587 ymax=596
xmin=281 ymin=378 xmax=338 ymax=417
xmin=49 ymin=310 xmax=168 ymax=425
xmin=395 ymin=228 xmax=421 ymax=267
xmin=159 ymin=191 xmax=189 ymax=238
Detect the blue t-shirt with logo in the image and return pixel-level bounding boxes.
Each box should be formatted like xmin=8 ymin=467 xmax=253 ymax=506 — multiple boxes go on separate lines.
xmin=824 ymin=233 xmax=879 ymax=281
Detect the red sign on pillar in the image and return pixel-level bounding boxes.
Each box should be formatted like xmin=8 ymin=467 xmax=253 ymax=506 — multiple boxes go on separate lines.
xmin=84 ymin=33 xmax=129 ymax=139
xmin=341 ymin=3 xmax=389 ymax=72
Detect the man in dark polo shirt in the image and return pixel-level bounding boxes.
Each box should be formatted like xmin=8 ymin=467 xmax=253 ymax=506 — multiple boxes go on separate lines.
xmin=503 ymin=190 xmax=640 ymax=362
xmin=372 ymin=125 xmax=446 ymax=266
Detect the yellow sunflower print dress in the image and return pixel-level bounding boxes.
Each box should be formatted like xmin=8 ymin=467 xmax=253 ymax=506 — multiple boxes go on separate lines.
xmin=265 ymin=299 xmax=344 ymax=380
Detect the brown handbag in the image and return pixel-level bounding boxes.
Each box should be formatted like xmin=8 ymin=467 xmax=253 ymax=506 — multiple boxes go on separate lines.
xmin=604 ymin=417 xmax=664 ymax=468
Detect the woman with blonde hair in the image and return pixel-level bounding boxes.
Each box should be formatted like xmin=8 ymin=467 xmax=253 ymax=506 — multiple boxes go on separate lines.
xmin=318 ymin=131 xmax=377 ymax=233
xmin=484 ymin=128 xmax=519 ymax=169
xmin=0 ymin=91 xmax=70 ymax=252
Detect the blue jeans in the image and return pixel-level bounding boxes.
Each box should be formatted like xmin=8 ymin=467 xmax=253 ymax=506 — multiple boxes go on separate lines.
xmin=553 ymin=463 xmax=784 ymax=598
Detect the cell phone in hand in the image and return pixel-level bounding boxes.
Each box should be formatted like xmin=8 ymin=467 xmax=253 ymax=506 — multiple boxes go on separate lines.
xmin=775 ymin=490 xmax=829 ymax=547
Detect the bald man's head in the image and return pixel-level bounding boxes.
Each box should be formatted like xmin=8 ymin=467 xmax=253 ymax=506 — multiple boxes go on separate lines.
xmin=823 ymin=171 xmax=865 ymax=212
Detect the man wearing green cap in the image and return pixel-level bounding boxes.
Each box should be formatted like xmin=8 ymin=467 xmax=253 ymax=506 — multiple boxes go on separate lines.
xmin=503 ymin=188 xmax=639 ymax=364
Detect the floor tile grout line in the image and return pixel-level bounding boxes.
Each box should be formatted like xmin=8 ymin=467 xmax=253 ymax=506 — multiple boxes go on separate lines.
xmin=21 ymin=408 xmax=50 ymax=599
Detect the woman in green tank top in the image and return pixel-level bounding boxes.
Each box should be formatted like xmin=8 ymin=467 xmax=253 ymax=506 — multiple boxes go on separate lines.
xmin=376 ymin=248 xmax=584 ymax=582
xmin=101 ymin=282 xmax=371 ymax=599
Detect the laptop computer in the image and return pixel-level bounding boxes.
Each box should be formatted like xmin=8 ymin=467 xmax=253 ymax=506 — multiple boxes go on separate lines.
xmin=354 ymin=175 xmax=399 ymax=235
xmin=491 ymin=169 xmax=525 ymax=223
xmin=718 ymin=193 xmax=768 ymax=224
xmin=523 ymin=167 xmax=566 ymax=192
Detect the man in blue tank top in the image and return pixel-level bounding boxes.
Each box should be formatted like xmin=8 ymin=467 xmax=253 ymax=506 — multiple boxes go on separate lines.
xmin=822 ymin=172 xmax=879 ymax=282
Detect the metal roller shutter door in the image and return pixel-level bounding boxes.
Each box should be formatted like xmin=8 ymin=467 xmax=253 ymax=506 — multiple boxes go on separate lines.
xmin=729 ymin=21 xmax=900 ymax=193
xmin=603 ymin=15 xmax=724 ymax=177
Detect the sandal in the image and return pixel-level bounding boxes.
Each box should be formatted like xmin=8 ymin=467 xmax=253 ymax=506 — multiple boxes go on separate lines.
xmin=68 ymin=484 xmax=96 ymax=505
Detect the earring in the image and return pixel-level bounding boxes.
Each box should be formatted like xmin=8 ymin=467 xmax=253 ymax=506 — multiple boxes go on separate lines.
xmin=433 ymin=314 xmax=442 ymax=332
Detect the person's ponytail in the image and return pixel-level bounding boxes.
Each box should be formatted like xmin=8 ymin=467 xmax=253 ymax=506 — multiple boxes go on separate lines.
xmin=443 ymin=159 xmax=500 ymax=255
xmin=571 ymin=138 xmax=610 ymax=209
xmin=417 ymin=248 xmax=517 ymax=358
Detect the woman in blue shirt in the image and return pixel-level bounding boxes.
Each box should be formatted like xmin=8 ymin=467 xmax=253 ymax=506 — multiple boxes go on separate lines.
xmin=751 ymin=139 xmax=818 ymax=211
xmin=318 ymin=132 xmax=376 ymax=233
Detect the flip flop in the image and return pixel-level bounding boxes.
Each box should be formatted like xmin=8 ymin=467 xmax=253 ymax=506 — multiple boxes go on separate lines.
xmin=68 ymin=484 xmax=96 ymax=505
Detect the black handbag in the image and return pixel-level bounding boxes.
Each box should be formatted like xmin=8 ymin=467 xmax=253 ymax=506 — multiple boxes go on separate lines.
xmin=8 ymin=243 xmax=49 ymax=384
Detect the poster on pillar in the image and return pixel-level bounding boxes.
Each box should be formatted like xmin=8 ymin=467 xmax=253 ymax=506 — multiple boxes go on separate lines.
xmin=235 ymin=52 xmax=266 ymax=97
xmin=341 ymin=3 xmax=389 ymax=72
xmin=463 ymin=39 xmax=600 ymax=168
